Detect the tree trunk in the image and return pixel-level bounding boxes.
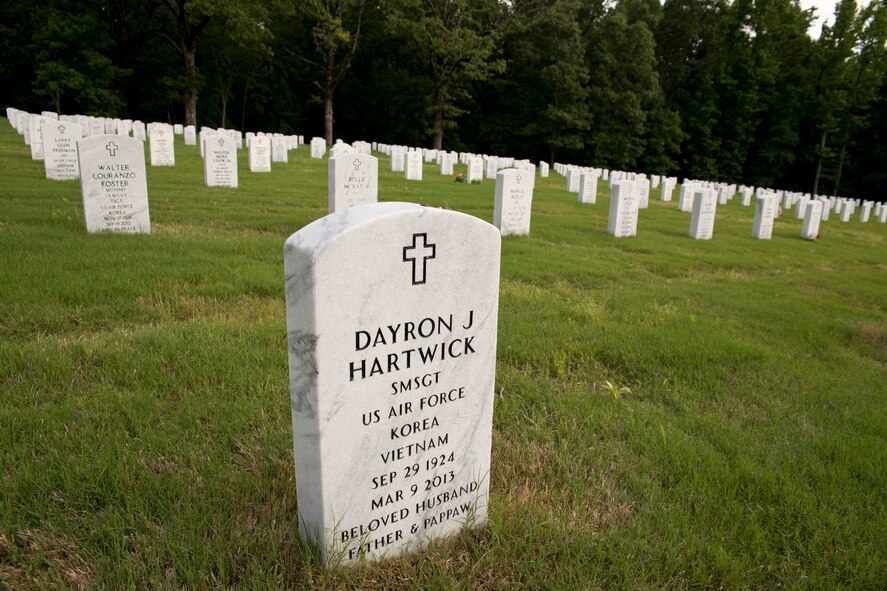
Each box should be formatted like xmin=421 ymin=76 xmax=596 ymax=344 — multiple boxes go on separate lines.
xmin=432 ymin=87 xmax=445 ymax=150
xmin=183 ymin=47 xmax=198 ymax=126
xmin=324 ymin=87 xmax=334 ymax=147
xmin=813 ymin=129 xmax=827 ymax=196
xmin=832 ymin=139 xmax=848 ymax=197
xmin=220 ymin=88 xmax=228 ymax=129
xmin=241 ymin=85 xmax=248 ymax=132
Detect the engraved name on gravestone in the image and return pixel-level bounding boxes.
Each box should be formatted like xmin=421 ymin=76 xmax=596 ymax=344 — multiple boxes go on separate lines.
xmin=42 ymin=121 xmax=81 ymax=181
xmin=328 ymin=152 xmax=378 ymax=213
xmin=204 ymin=136 xmax=238 ymax=188
xmin=494 ymin=168 xmax=534 ymax=236
xmin=284 ymin=202 xmax=500 ymax=566
xmin=77 ymin=135 xmax=150 ymax=233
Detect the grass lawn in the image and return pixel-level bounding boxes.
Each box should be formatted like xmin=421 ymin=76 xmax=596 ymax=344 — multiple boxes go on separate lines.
xmin=1 ymin=120 xmax=885 ymax=590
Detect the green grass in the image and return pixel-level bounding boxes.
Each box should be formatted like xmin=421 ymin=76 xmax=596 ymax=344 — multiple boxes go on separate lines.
xmin=1 ymin=119 xmax=885 ymax=590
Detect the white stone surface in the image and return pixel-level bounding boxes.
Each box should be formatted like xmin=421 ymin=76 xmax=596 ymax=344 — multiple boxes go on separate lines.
xmin=77 ymin=135 xmax=150 ymax=233
xmin=310 ymin=137 xmax=327 ymax=159
xmin=284 ymin=202 xmax=500 ymax=566
xmin=28 ymin=115 xmax=50 ymax=160
xmin=41 ymin=120 xmax=81 ymax=181
xmin=493 ymin=168 xmax=534 ymax=236
xmin=801 ymin=200 xmax=823 ymax=240
xmin=272 ymin=135 xmax=289 ymax=163
xmin=405 ymin=151 xmax=423 ymax=181
xmin=148 ymin=125 xmax=175 ymax=166
xmin=607 ymin=180 xmax=639 ymax=237
xmin=249 ymin=136 xmax=272 ymax=172
xmin=752 ymin=194 xmax=778 ymax=239
xmin=578 ymin=171 xmax=598 ymax=204
xmin=689 ymin=189 xmax=717 ymax=240
xmin=467 ymin=157 xmax=483 ymax=184
xmin=184 ymin=126 xmax=197 ymax=146
xmin=539 ymin=161 xmax=549 ymax=178
xmin=329 ymin=152 xmax=378 ymax=213
xmin=204 ymin=135 xmax=238 ymax=188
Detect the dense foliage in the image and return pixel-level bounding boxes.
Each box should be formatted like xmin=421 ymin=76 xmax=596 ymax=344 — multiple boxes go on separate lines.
xmin=1 ymin=0 xmax=885 ymax=196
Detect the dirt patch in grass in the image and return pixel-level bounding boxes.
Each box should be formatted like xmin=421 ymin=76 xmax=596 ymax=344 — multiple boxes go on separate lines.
xmin=0 ymin=529 xmax=94 ymax=590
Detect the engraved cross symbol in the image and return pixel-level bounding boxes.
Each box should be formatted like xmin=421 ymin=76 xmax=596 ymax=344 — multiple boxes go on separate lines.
xmin=58 ymin=124 xmax=66 ymax=134
xmin=105 ymin=141 xmax=119 ymax=157
xmin=516 ymin=174 xmax=522 ymax=184
xmin=402 ymin=233 xmax=436 ymax=285
xmin=353 ymin=158 xmax=361 ymax=171
xmin=219 ymin=138 xmax=225 ymax=146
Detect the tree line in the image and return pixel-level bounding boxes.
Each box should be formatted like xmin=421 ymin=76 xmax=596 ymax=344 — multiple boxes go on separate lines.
xmin=1 ymin=0 xmax=885 ymax=198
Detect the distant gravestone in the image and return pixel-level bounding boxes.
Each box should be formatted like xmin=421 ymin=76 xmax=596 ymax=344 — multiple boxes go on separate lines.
xmin=391 ymin=149 xmax=406 ymax=173
xmin=578 ymin=171 xmax=598 ymax=204
xmin=637 ymin=178 xmax=651 ymax=209
xmin=328 ymin=152 xmax=378 ymax=213
xmin=607 ymin=180 xmax=639 ymax=237
xmin=148 ymin=125 xmax=175 ymax=166
xmin=41 ymin=120 xmax=81 ymax=181
xmin=28 ymin=115 xmax=50 ymax=160
xmin=494 ymin=168 xmax=534 ymax=236
xmin=539 ymin=161 xmax=549 ymax=178
xmin=801 ymin=200 xmax=823 ymax=240
xmin=405 ymin=151 xmax=423 ymax=181
xmin=878 ymin=205 xmax=887 ymax=223
xmin=440 ymin=155 xmax=454 ymax=176
xmin=77 ymin=135 xmax=150 ymax=233
xmin=839 ymin=202 xmax=853 ymax=222
xmin=689 ymin=189 xmax=717 ymax=240
xmin=660 ymin=177 xmax=675 ymax=202
xmin=752 ymin=194 xmax=778 ymax=239
xmin=467 ymin=157 xmax=483 ymax=184
xmin=249 ymin=136 xmax=272 ymax=172
xmin=132 ymin=121 xmax=146 ymax=142
xmin=566 ymin=168 xmax=580 ymax=193
xmin=310 ymin=137 xmax=326 ymax=159
xmin=204 ymin=135 xmax=238 ymax=188
xmin=174 ymin=124 xmax=184 ymax=135
xmin=272 ymin=135 xmax=289 ymax=163
xmin=859 ymin=201 xmax=873 ymax=222
xmin=284 ymin=202 xmax=500 ymax=566
xmin=184 ymin=126 xmax=197 ymax=146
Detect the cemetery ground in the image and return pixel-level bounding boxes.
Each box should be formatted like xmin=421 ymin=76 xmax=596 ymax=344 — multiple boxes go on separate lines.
xmin=1 ymin=121 xmax=885 ymax=590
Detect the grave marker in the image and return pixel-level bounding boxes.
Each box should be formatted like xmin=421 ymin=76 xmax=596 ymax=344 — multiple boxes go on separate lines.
xmin=801 ymin=200 xmax=823 ymax=240
xmin=607 ymin=180 xmax=639 ymax=237
xmin=328 ymin=152 xmax=378 ymax=213
xmin=249 ymin=136 xmax=272 ymax=172
xmin=41 ymin=121 xmax=81 ymax=180
xmin=493 ymin=168 xmax=534 ymax=236
xmin=77 ymin=135 xmax=150 ymax=233
xmin=204 ymin=135 xmax=238 ymax=188
xmin=689 ymin=189 xmax=717 ymax=240
xmin=148 ymin=124 xmax=175 ymax=166
xmin=284 ymin=202 xmax=500 ymax=566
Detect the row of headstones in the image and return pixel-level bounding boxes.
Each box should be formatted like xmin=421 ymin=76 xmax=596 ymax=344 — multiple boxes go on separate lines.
xmin=5 ymin=107 xmax=317 ymax=232
xmin=552 ymin=161 xmax=886 ymax=240
xmin=8 ymin=110 xmax=503 ymax=567
xmin=325 ymin=143 xmax=534 ymax=236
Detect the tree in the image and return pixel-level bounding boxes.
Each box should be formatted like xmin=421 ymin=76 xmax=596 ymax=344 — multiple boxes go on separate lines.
xmin=391 ymin=0 xmax=505 ymax=150
xmin=32 ymin=0 xmax=129 ymax=115
xmin=302 ymin=0 xmax=367 ymax=146
xmin=156 ymin=0 xmax=270 ymax=126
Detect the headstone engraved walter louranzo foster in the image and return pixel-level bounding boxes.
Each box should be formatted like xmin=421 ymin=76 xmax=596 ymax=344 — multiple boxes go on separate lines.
xmin=284 ymin=202 xmax=501 ymax=566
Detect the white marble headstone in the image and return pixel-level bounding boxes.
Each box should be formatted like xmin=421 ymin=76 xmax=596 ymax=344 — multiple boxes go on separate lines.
xmin=801 ymin=200 xmax=823 ymax=240
xmin=41 ymin=120 xmax=81 ymax=181
xmin=405 ymin=151 xmax=423 ymax=181
xmin=310 ymin=137 xmax=326 ymax=159
xmin=689 ymin=189 xmax=717 ymax=240
xmin=752 ymin=194 xmax=778 ymax=239
xmin=148 ymin=125 xmax=175 ymax=166
xmin=272 ymin=135 xmax=289 ymax=163
xmin=328 ymin=152 xmax=378 ymax=213
xmin=284 ymin=202 xmax=500 ymax=566
xmin=184 ymin=126 xmax=197 ymax=146
xmin=204 ymin=135 xmax=238 ymax=188
xmin=607 ymin=180 xmax=639 ymax=237
xmin=28 ymin=115 xmax=50 ymax=160
xmin=77 ymin=135 xmax=150 ymax=233
xmin=467 ymin=157 xmax=483 ymax=184
xmin=494 ymin=168 xmax=534 ymax=236
xmin=249 ymin=136 xmax=272 ymax=172
xmin=578 ymin=171 xmax=598 ymax=204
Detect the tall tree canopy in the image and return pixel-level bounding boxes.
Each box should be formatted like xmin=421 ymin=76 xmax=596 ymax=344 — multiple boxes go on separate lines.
xmin=2 ymin=0 xmax=885 ymax=199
